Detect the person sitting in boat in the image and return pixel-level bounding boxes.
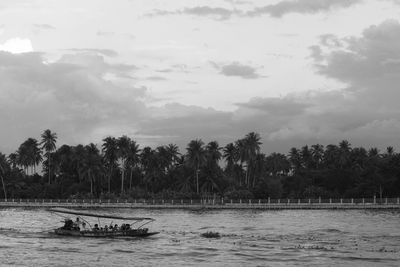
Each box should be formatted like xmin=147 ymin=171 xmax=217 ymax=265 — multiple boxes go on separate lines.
xmin=113 ymin=224 xmax=119 ymax=231
xmin=121 ymin=224 xmax=126 ymax=231
xmin=73 ymin=217 xmax=82 ymax=230
xmin=62 ymin=219 xmax=73 ymax=230
xmin=104 ymin=225 xmax=109 ymax=232
xmin=125 ymin=224 xmax=131 ymax=230
xmin=93 ymin=224 xmax=100 ymax=231
xmin=81 ymin=222 xmax=87 ymax=231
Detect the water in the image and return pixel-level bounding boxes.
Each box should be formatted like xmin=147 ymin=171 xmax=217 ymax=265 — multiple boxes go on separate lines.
xmin=0 ymin=208 xmax=399 ymax=266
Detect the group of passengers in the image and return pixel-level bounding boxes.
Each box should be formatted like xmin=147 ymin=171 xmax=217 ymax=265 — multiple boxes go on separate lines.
xmin=62 ymin=218 xmax=133 ymax=232
xmin=92 ymin=223 xmax=132 ymax=232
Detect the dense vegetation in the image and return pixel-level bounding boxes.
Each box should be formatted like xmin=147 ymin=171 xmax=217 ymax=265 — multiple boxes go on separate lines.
xmin=0 ymin=129 xmax=399 ymax=200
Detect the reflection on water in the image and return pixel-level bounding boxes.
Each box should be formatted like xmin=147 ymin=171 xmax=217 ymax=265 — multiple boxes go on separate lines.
xmin=0 ymin=208 xmax=399 ymax=266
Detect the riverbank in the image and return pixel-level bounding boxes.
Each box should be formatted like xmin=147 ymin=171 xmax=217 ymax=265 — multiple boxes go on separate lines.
xmin=1 ymin=199 xmax=399 ymax=209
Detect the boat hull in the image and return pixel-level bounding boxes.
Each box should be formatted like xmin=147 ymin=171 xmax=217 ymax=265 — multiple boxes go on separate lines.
xmin=54 ymin=228 xmax=159 ymax=238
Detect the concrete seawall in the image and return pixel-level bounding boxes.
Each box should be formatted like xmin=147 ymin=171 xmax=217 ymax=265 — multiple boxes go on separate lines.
xmin=1 ymin=200 xmax=399 ymax=210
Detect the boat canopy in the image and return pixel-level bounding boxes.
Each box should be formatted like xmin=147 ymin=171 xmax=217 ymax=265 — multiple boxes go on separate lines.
xmin=49 ymin=208 xmax=154 ymax=221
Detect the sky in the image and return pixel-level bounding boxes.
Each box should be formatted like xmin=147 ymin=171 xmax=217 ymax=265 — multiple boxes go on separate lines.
xmin=1 ymin=0 xmax=400 ymax=154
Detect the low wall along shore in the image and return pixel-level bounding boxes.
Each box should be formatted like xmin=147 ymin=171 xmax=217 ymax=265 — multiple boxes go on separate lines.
xmin=0 ymin=198 xmax=399 ymax=209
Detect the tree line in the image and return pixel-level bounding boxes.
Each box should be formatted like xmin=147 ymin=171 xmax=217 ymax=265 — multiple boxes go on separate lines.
xmin=0 ymin=129 xmax=399 ymax=200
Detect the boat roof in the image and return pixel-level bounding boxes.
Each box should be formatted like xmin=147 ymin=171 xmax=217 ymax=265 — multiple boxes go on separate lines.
xmin=49 ymin=208 xmax=154 ymax=221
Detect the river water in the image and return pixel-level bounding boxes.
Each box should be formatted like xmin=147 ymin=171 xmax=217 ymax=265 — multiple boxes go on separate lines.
xmin=0 ymin=208 xmax=399 ymax=266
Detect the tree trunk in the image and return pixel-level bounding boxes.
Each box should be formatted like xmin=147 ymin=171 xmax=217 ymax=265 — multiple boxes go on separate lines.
xmin=0 ymin=174 xmax=7 ymax=200
xmin=196 ymin=162 xmax=199 ymax=194
xmin=239 ymin=163 xmax=243 ymax=186
xmin=89 ymin=169 xmax=93 ymax=196
xmin=245 ymin=166 xmax=249 ymax=188
xmin=48 ymin=153 xmax=51 ymax=184
xmin=129 ymin=168 xmax=133 ymax=190
xmin=108 ymin=168 xmax=112 ymax=194
xmin=121 ymin=169 xmax=124 ymax=194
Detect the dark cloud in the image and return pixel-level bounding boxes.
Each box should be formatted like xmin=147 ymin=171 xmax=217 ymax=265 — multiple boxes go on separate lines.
xmin=145 ymin=75 xmax=167 ymax=81
xmin=236 ymin=97 xmax=311 ymax=116
xmin=0 ymin=51 xmax=145 ymax=152
xmin=65 ymin=48 xmax=118 ymax=57
xmin=147 ymin=6 xmax=240 ymax=20
xmin=3 ymin=19 xmax=400 ymax=155
xmin=181 ymin=6 xmax=237 ymax=20
xmin=216 ymin=62 xmax=262 ymax=79
xmin=247 ymin=0 xmax=362 ymax=17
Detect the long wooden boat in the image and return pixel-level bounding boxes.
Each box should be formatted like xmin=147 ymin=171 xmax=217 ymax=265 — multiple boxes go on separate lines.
xmin=49 ymin=208 xmax=159 ymax=238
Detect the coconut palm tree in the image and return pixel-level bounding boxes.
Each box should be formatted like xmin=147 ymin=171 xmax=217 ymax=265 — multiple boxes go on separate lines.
xmin=223 ymin=143 xmax=237 ymax=174
xmin=40 ymin=129 xmax=57 ymax=184
xmin=127 ymin=140 xmax=140 ymax=190
xmin=102 ymin=136 xmax=118 ymax=193
xmin=0 ymin=153 xmax=9 ymax=200
xmin=202 ymin=141 xmax=222 ymax=194
xmin=165 ymin=144 xmax=180 ymax=170
xmin=83 ymin=143 xmax=102 ymax=196
xmin=117 ymin=136 xmax=131 ymax=194
xmin=8 ymin=153 xmax=18 ymax=170
xmin=243 ymin=132 xmax=262 ymax=187
xmin=72 ymin=144 xmax=86 ymax=184
xmin=235 ymin=139 xmax=247 ymax=186
xmin=186 ymin=139 xmax=206 ymax=194
xmin=311 ymin=144 xmax=324 ymax=169
xmin=206 ymin=141 xmax=222 ymax=165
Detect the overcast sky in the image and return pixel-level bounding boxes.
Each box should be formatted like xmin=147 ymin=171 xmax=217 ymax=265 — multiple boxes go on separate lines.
xmin=1 ymin=0 xmax=400 ymax=154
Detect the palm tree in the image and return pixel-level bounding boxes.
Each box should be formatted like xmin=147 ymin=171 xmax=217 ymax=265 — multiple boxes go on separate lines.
xmin=83 ymin=144 xmax=102 ymax=196
xmin=0 ymin=153 xmax=9 ymax=200
xmin=311 ymin=144 xmax=324 ymax=169
xmin=117 ymin=136 xmax=131 ymax=194
xmin=40 ymin=129 xmax=57 ymax=184
xmin=102 ymin=136 xmax=118 ymax=193
xmin=206 ymin=141 xmax=222 ymax=166
xmin=8 ymin=153 xmax=18 ymax=170
xmin=243 ymin=132 xmax=262 ymax=187
xmin=235 ymin=139 xmax=247 ymax=186
xmin=186 ymin=139 xmax=206 ymax=194
xmin=223 ymin=143 xmax=237 ymax=174
xmin=127 ymin=140 xmax=140 ymax=190
xmin=165 ymin=144 xmax=180 ymax=170
xmin=72 ymin=145 xmax=86 ymax=183
xmin=202 ymin=141 xmax=222 ymax=194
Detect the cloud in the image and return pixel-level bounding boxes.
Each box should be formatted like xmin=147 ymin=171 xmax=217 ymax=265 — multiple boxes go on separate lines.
xmin=58 ymin=53 xmax=137 ymax=75
xmin=215 ymin=62 xmax=262 ymax=79
xmin=65 ymin=48 xmax=118 ymax=57
xmin=0 ymin=51 xmax=145 ymax=152
xmin=236 ymin=97 xmax=311 ymax=116
xmin=247 ymin=0 xmax=362 ymax=17
xmin=147 ymin=6 xmax=240 ymax=20
xmin=134 ymin=19 xmax=400 ymax=153
xmin=2 ymin=20 xmax=400 ymax=155
xmin=145 ymin=75 xmax=167 ymax=81
xmin=0 ymin=38 xmax=33 ymax=54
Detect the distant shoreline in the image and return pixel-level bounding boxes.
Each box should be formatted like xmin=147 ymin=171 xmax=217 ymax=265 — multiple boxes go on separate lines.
xmin=1 ymin=200 xmax=399 ymax=210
